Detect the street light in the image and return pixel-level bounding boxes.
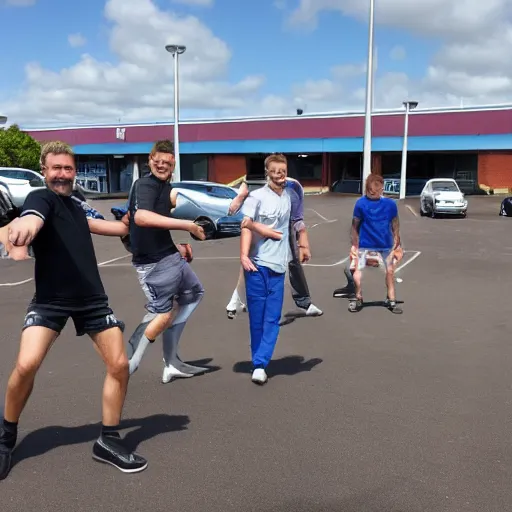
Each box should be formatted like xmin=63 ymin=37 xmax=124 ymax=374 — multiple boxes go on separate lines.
xmin=399 ymin=100 xmax=418 ymax=200
xmin=0 ymin=115 xmax=7 ymax=125
xmin=165 ymin=44 xmax=186 ymax=182
xmin=361 ymin=0 xmax=375 ymax=194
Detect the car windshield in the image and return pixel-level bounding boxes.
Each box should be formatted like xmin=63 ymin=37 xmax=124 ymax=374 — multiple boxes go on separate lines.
xmin=432 ymin=182 xmax=459 ymax=192
xmin=177 ymin=183 xmax=237 ymax=199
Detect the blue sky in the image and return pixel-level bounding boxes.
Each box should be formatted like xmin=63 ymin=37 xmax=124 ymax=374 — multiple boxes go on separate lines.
xmin=0 ymin=0 xmax=509 ymax=126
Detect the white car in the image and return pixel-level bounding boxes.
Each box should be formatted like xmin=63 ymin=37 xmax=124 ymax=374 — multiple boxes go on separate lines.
xmin=0 ymin=167 xmax=46 ymax=208
xmin=420 ymin=178 xmax=468 ymax=218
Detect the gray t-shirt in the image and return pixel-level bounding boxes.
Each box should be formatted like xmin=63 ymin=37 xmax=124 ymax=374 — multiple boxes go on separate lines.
xmin=241 ymin=184 xmax=292 ymax=274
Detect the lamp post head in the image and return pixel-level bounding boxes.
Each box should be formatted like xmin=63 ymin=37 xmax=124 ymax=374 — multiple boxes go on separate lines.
xmin=0 ymin=115 xmax=7 ymax=125
xmin=403 ymin=100 xmax=418 ymax=110
xmin=165 ymin=44 xmax=186 ymax=56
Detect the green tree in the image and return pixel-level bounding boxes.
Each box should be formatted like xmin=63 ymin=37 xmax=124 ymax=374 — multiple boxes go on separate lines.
xmin=0 ymin=124 xmax=41 ymax=172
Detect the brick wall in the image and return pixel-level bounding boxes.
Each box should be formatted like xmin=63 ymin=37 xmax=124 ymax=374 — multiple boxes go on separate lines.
xmin=208 ymin=155 xmax=247 ymax=184
xmin=478 ymin=152 xmax=512 ymax=190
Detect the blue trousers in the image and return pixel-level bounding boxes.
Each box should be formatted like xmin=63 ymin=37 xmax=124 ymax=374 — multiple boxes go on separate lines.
xmin=244 ymin=265 xmax=285 ymax=369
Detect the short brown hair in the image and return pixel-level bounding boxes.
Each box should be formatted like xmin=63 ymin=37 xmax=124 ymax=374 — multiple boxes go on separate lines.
xmin=264 ymin=153 xmax=287 ymax=170
xmin=150 ymin=139 xmax=174 ymax=156
xmin=40 ymin=141 xmax=75 ymax=168
xmin=365 ymin=173 xmax=384 ymax=195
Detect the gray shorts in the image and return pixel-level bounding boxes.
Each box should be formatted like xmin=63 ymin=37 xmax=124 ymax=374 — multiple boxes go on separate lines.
xmin=134 ymin=252 xmax=204 ymax=314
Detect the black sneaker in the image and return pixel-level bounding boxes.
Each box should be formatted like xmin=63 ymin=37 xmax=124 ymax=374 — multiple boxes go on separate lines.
xmin=333 ymin=285 xmax=356 ymax=298
xmin=0 ymin=445 xmax=13 ymax=481
xmin=92 ymin=435 xmax=148 ymax=473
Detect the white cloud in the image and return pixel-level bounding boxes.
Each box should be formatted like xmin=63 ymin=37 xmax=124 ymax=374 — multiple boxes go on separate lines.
xmin=171 ymin=0 xmax=213 ymax=5
xmin=1 ymin=0 xmax=264 ymax=125
xmin=390 ymin=45 xmax=406 ymax=61
xmin=3 ymin=0 xmax=512 ymax=125
xmin=280 ymin=0 xmax=512 ymax=110
xmin=3 ymin=0 xmax=36 ymax=5
xmin=68 ymin=33 xmax=87 ymax=48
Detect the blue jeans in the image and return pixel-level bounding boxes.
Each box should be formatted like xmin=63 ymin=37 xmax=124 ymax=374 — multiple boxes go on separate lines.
xmin=244 ymin=265 xmax=285 ymax=369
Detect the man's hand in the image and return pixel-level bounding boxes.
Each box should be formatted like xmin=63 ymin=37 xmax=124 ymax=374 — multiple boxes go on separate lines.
xmin=9 ymin=245 xmax=31 ymax=261
xmin=228 ymin=182 xmax=249 ymax=215
xmin=241 ymin=254 xmax=257 ymax=272
xmin=178 ymin=243 xmax=193 ymax=262
xmin=8 ymin=217 xmax=39 ymax=247
xmin=299 ymin=245 xmax=311 ymax=263
xmin=189 ymin=223 xmax=206 ymax=241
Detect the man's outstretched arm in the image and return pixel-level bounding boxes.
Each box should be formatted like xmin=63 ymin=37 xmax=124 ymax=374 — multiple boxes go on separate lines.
xmin=241 ymin=218 xmax=282 ymax=240
xmin=133 ymin=181 xmax=205 ymax=239
xmin=88 ymin=218 xmax=129 ymax=237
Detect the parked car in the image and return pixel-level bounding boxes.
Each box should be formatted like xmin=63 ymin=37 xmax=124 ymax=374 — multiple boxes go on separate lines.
xmin=420 ymin=178 xmax=468 ymax=218
xmin=0 ymin=167 xmax=46 ymax=208
xmin=111 ymin=180 xmax=244 ymax=239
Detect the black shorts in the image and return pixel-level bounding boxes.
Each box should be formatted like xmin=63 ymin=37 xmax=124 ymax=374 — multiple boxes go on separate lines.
xmin=22 ymin=303 xmax=125 ymax=337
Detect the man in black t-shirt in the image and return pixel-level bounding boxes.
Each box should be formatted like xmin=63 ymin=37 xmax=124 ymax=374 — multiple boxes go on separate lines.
xmin=0 ymin=141 xmax=147 ymax=480
xmin=125 ymin=140 xmax=208 ymax=383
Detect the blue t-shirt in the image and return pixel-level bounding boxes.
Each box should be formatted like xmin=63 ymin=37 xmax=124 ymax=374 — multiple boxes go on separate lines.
xmin=353 ymin=196 xmax=398 ymax=250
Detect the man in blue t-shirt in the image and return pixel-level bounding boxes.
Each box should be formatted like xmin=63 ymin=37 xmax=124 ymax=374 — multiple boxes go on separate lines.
xmin=349 ymin=173 xmax=402 ymax=313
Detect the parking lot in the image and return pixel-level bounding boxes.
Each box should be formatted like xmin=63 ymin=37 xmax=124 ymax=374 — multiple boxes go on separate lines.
xmin=1 ymin=193 xmax=512 ymax=511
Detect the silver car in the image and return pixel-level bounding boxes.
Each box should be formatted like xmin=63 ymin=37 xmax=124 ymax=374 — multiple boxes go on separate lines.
xmin=0 ymin=167 xmax=46 ymax=208
xmin=111 ymin=180 xmax=244 ymax=238
xmin=420 ymin=178 xmax=468 ymax=218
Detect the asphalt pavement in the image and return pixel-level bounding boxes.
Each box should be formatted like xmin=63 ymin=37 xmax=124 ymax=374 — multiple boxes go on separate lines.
xmin=1 ymin=194 xmax=511 ymax=511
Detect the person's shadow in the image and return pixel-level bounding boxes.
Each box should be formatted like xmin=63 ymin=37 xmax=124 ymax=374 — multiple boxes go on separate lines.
xmin=233 ymin=355 xmax=322 ymax=377
xmin=182 ymin=358 xmax=222 ymax=375
xmin=9 ymin=413 xmax=189 ymax=469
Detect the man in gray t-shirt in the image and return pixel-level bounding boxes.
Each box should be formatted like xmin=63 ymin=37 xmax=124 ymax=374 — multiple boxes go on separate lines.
xmin=239 ymin=153 xmax=293 ymax=385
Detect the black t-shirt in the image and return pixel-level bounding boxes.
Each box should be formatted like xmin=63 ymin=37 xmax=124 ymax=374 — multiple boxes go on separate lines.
xmin=21 ymin=188 xmax=107 ymax=309
xmin=128 ymin=173 xmax=179 ymax=264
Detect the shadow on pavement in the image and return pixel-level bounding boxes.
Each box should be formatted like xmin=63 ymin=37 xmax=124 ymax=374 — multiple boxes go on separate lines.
xmin=11 ymin=413 xmax=190 ymax=468
xmin=233 ymin=355 xmax=322 ymax=377
xmin=184 ymin=358 xmax=222 ymax=374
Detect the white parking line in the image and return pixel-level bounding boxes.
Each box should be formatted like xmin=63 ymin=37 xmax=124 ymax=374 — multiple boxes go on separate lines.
xmin=0 ymin=278 xmax=33 ymax=287
xmin=0 ymin=254 xmax=130 ymax=287
xmin=395 ymin=251 xmax=421 ymax=273
xmin=307 ymin=208 xmax=334 ymax=222
xmin=406 ymin=205 xmax=418 ymax=217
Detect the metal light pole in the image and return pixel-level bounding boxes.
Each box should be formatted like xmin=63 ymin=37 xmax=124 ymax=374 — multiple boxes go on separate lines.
xmin=165 ymin=44 xmax=186 ymax=182
xmin=399 ymin=100 xmax=418 ymax=200
xmin=361 ymin=0 xmax=375 ymax=194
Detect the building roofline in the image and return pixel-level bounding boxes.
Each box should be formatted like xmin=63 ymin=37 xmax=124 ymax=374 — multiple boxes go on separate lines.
xmin=20 ymin=102 xmax=512 ymax=132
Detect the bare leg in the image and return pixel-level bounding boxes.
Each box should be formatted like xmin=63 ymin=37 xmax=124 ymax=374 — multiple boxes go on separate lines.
xmin=90 ymin=327 xmax=147 ymax=473
xmin=0 ymin=326 xmax=58 ymax=480
xmin=226 ymin=265 xmax=247 ymax=318
xmin=385 ymin=267 xmax=396 ymax=302
xmin=352 ymin=268 xmax=362 ymax=300
xmin=348 ymin=268 xmax=364 ymax=312
xmin=4 ymin=327 xmax=58 ymax=422
xmin=145 ymin=311 xmax=174 ymax=341
xmin=91 ymin=327 xmax=129 ymax=426
xmin=128 ymin=310 xmax=175 ymax=374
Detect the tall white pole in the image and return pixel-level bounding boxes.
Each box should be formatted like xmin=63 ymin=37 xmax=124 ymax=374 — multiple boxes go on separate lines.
xmin=399 ymin=103 xmax=410 ymax=200
xmin=173 ymin=52 xmax=181 ymax=182
xmin=361 ymin=0 xmax=375 ymax=194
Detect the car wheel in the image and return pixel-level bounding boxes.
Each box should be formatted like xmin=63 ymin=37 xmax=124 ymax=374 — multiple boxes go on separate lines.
xmin=191 ymin=216 xmax=217 ymax=240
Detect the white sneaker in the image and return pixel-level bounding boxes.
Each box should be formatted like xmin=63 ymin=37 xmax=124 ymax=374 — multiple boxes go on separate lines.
xmin=226 ymin=299 xmax=247 ymax=319
xmin=251 ymin=368 xmax=268 ymax=385
xmin=162 ymin=363 xmax=194 ymax=384
xmin=305 ymin=304 xmax=323 ymax=316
